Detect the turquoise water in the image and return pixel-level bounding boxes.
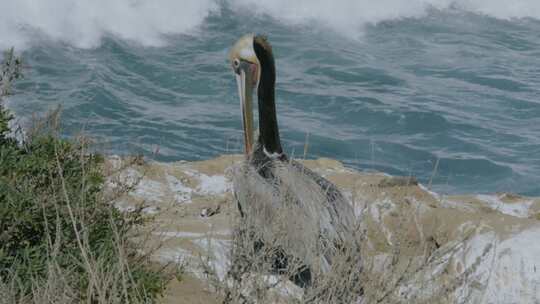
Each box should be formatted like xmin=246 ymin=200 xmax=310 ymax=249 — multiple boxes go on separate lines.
xmin=4 ymin=2 xmax=540 ymax=195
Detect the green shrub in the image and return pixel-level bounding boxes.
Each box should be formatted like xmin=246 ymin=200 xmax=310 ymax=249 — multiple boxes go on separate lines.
xmin=0 ymin=50 xmax=165 ymax=303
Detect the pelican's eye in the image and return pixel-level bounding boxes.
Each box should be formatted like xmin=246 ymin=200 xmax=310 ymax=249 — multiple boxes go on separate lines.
xmin=232 ymin=58 xmax=241 ymax=74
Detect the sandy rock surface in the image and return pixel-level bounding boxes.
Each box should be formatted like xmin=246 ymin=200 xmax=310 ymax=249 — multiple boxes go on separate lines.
xmin=106 ymin=155 xmax=540 ymax=304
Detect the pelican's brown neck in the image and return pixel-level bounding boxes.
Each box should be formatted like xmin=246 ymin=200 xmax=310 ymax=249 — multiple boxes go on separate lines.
xmin=253 ymin=36 xmax=282 ymax=156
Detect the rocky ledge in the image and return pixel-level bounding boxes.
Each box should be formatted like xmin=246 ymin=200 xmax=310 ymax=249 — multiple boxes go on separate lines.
xmin=106 ymin=155 xmax=540 ymax=304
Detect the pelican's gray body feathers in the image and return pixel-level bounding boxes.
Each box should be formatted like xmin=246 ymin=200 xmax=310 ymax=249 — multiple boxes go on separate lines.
xmin=232 ymin=143 xmax=357 ymax=273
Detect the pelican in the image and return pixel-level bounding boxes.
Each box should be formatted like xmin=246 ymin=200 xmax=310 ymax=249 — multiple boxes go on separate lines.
xmin=229 ymin=34 xmax=358 ymax=286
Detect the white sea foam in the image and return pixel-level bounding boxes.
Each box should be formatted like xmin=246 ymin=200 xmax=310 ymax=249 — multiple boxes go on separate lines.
xmin=2 ymin=0 xmax=540 ymax=50
xmin=233 ymin=0 xmax=540 ymax=35
xmin=0 ymin=0 xmax=218 ymax=49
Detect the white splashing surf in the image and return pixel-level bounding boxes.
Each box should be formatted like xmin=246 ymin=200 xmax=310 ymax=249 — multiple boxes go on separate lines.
xmin=2 ymin=0 xmax=540 ymax=50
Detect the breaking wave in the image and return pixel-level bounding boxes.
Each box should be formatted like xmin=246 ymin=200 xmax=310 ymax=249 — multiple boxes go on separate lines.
xmin=1 ymin=0 xmax=540 ymax=50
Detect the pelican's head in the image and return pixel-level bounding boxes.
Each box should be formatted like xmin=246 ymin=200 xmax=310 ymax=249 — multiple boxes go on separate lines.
xmin=229 ymin=34 xmax=261 ymax=157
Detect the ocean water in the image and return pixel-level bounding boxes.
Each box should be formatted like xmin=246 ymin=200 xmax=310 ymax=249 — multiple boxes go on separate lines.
xmin=2 ymin=1 xmax=540 ymax=195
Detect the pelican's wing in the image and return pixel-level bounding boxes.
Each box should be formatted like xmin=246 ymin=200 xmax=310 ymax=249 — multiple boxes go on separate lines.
xmin=232 ymin=159 xmax=357 ymax=273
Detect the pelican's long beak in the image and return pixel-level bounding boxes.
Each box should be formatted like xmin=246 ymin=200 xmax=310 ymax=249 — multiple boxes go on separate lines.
xmin=235 ymin=64 xmax=255 ymax=157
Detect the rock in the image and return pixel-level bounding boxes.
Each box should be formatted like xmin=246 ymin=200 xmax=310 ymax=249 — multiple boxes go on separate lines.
xmin=377 ymin=176 xmax=418 ymax=187
xmin=106 ymin=155 xmax=540 ymax=304
xmin=200 ymin=205 xmax=221 ymax=218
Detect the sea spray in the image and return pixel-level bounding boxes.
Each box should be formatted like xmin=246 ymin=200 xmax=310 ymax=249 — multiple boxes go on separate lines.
xmin=2 ymin=0 xmax=540 ymax=50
